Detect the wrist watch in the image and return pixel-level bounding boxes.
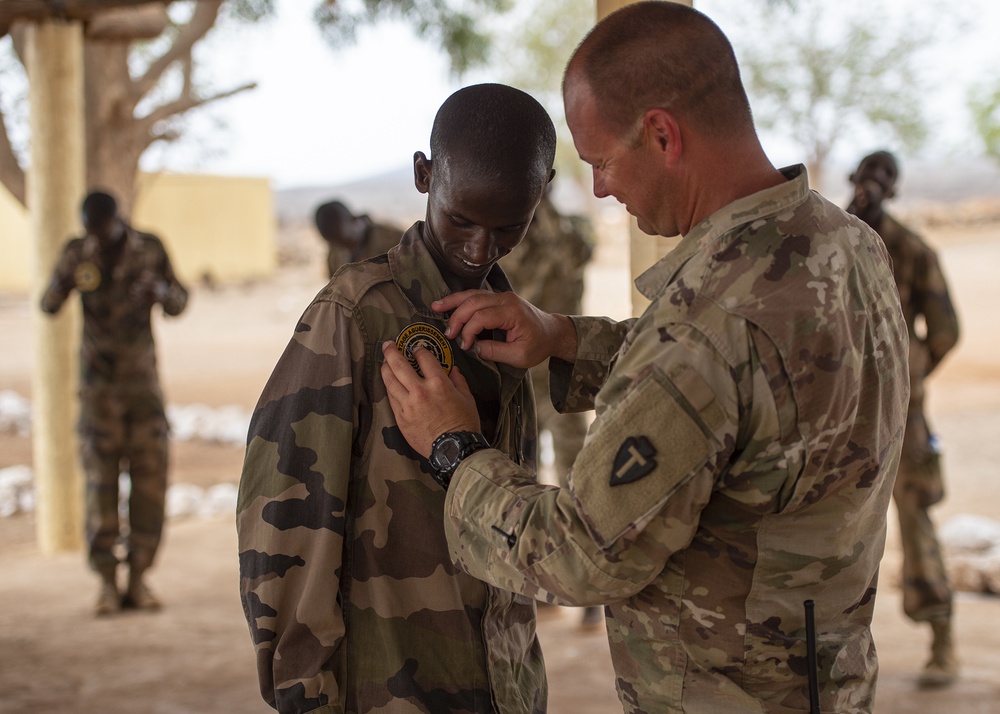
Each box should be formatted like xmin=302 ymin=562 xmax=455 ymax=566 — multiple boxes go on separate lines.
xmin=429 ymin=431 xmax=490 ymax=490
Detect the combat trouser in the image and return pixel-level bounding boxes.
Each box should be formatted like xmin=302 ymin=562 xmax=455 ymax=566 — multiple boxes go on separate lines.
xmin=893 ymin=410 xmax=952 ymax=623
xmin=79 ymin=382 xmax=169 ymax=574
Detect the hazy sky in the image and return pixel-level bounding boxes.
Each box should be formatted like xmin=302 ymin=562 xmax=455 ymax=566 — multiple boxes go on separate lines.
xmin=141 ymin=1 xmax=1000 ymax=190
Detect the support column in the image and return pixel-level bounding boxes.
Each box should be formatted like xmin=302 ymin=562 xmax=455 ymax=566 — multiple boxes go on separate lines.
xmin=26 ymin=19 xmax=87 ymax=554
xmin=595 ymin=0 xmax=691 ymax=316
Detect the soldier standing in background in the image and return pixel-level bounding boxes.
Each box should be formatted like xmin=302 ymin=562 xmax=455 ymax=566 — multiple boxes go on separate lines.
xmin=847 ymin=150 xmax=961 ymax=687
xmin=314 ymin=199 xmax=402 ymax=278
xmin=40 ymin=190 xmax=188 ymax=615
xmin=499 ymin=187 xmax=601 ymax=629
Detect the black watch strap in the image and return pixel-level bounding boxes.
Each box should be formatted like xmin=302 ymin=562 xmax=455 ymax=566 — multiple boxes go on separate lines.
xmin=429 ymin=431 xmax=490 ymax=490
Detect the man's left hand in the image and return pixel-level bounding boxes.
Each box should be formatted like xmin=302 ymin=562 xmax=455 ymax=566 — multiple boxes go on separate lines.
xmin=380 ymin=342 xmax=481 ymax=458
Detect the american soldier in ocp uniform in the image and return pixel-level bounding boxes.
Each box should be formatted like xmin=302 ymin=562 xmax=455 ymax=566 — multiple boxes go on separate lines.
xmin=382 ymin=4 xmax=910 ymax=713
xmin=40 ymin=190 xmax=188 ymax=615
xmin=237 ymin=84 xmax=557 ymax=714
xmin=848 ymin=150 xmax=961 ymax=686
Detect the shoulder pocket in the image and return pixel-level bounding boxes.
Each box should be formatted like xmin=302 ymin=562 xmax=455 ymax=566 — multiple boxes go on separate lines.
xmin=570 ymin=363 xmax=726 ymax=549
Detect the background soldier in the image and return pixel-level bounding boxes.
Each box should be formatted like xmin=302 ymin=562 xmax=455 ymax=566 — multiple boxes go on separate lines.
xmin=499 ymin=187 xmax=600 ymax=629
xmin=847 ymin=150 xmax=961 ymax=686
xmin=314 ymin=199 xmax=402 ymax=278
xmin=40 ymin=190 xmax=188 ymax=615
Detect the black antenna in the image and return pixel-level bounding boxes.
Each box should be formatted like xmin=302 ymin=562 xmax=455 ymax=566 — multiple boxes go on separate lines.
xmin=804 ymin=599 xmax=821 ymax=714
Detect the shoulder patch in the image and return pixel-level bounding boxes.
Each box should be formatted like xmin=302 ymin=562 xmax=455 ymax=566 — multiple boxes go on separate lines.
xmin=610 ymin=436 xmax=657 ymax=486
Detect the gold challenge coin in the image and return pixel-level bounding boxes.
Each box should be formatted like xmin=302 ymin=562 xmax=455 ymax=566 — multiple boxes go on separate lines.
xmin=74 ymin=262 xmax=101 ymax=292
xmin=395 ymin=322 xmax=454 ymax=376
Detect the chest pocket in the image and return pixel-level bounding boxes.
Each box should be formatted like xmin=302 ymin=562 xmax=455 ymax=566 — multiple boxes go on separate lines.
xmin=570 ymin=362 xmax=726 ymax=549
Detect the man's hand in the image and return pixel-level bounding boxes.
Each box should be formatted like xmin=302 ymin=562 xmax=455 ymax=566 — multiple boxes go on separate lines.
xmin=129 ymin=270 xmax=167 ymax=308
xmin=432 ymin=290 xmax=578 ymax=368
xmin=380 ymin=342 xmax=481 ymax=459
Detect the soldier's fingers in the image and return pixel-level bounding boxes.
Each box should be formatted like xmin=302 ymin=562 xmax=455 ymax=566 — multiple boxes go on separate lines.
xmin=411 ymin=346 xmax=448 ymax=380
xmin=431 ymin=289 xmax=491 ymax=318
xmin=437 ymin=292 xmax=510 ymax=345
xmin=380 ymin=342 xmax=419 ymax=391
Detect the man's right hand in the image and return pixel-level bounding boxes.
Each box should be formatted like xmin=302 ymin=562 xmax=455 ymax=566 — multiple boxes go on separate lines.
xmin=432 ymin=290 xmax=578 ymax=369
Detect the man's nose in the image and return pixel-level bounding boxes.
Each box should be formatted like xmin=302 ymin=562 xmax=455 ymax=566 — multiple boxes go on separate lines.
xmin=464 ymin=230 xmax=496 ymax=264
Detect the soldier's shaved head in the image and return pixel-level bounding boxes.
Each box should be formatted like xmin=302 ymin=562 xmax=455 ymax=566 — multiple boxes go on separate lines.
xmin=81 ymin=191 xmax=118 ymax=226
xmin=429 ymin=83 xmax=557 ymax=196
xmin=564 ymin=2 xmax=753 ymax=141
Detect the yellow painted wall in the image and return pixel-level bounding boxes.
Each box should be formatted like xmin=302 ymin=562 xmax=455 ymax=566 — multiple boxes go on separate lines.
xmin=0 ymin=172 xmax=276 ymax=293
xmin=0 ymin=183 xmax=32 ymax=292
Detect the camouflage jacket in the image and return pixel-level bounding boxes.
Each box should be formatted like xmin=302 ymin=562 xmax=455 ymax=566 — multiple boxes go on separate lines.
xmin=876 ymin=212 xmax=959 ymax=419
xmin=443 ymin=166 xmax=909 ymax=713
xmin=499 ymin=195 xmax=594 ymax=315
xmin=326 ymin=221 xmax=403 ymax=278
xmin=238 ymin=223 xmax=546 ymax=714
xmin=39 ymin=226 xmax=188 ymax=387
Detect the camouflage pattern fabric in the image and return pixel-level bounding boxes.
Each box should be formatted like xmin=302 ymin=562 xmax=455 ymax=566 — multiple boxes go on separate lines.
xmin=876 ymin=212 xmax=960 ymax=622
xmin=326 ymin=221 xmax=403 ymax=279
xmin=40 ymin=226 xmax=188 ymax=573
xmin=500 ymin=195 xmax=595 ymax=480
xmin=443 ymin=166 xmax=910 ymax=713
xmin=238 ymin=224 xmax=546 ymax=714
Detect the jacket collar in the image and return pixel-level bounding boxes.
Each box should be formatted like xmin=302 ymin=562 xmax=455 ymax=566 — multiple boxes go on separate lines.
xmin=635 ymin=164 xmax=811 ymax=301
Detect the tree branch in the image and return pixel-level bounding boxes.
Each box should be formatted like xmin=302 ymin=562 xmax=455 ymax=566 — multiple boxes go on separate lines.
xmin=0 ymin=103 xmax=26 ymax=205
xmin=138 ymin=81 xmax=256 ymax=137
xmin=133 ymin=0 xmax=222 ymax=100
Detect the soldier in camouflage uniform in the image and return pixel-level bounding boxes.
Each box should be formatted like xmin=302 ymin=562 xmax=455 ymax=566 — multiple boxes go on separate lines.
xmin=40 ymin=190 xmax=188 ymax=615
xmin=499 ymin=189 xmax=599 ymax=629
xmin=237 ymin=84 xmax=556 ymax=714
xmin=847 ymin=150 xmax=961 ymax=687
xmin=381 ymin=5 xmax=910 ymax=713
xmin=314 ymin=199 xmax=403 ymax=279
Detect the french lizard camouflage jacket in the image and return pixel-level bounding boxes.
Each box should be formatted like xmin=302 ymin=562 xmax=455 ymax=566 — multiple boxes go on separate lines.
xmin=39 ymin=225 xmax=188 ymax=388
xmin=238 ymin=224 xmax=546 ymax=714
xmin=443 ymin=166 xmax=910 ymax=713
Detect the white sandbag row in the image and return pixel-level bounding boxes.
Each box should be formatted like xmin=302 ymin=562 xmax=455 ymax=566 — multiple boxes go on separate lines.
xmin=0 ymin=465 xmax=238 ymax=521
xmin=940 ymin=514 xmax=1000 ymax=595
xmin=0 ymin=391 xmax=250 ymax=447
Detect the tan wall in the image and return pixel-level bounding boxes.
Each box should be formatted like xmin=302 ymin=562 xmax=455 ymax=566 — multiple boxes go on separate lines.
xmin=0 ymin=183 xmax=33 ymax=292
xmin=0 ymin=173 xmax=277 ymax=293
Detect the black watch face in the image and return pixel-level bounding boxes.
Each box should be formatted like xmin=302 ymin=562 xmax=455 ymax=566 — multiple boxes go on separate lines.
xmin=432 ymin=435 xmax=462 ymax=471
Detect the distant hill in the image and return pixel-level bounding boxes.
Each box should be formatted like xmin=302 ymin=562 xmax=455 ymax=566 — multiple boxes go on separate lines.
xmin=275 ymin=157 xmax=1000 ymax=227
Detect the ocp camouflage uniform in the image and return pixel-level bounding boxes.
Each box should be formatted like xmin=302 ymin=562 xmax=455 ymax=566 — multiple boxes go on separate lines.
xmin=40 ymin=226 xmax=188 ymax=575
xmin=500 ymin=195 xmax=594 ymax=479
xmin=325 ymin=220 xmax=402 ymax=278
xmin=442 ymin=166 xmax=910 ymax=713
xmin=876 ymin=212 xmax=959 ymax=623
xmin=237 ymin=224 xmax=546 ymax=714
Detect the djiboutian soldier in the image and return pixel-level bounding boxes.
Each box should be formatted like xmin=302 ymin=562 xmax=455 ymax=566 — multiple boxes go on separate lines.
xmin=848 ymin=150 xmax=961 ymax=686
xmin=40 ymin=190 xmax=188 ymax=615
xmin=314 ymin=199 xmax=403 ymax=279
xmin=237 ymin=84 xmax=557 ymax=714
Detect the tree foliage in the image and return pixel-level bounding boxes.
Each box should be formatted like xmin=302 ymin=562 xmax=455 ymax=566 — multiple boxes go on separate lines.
xmin=969 ymin=81 xmax=1000 ymax=163
xmin=699 ymin=0 xmax=943 ymax=188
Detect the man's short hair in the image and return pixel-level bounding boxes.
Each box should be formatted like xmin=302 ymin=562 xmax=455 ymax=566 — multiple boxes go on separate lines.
xmin=567 ymin=2 xmax=753 ymax=140
xmin=81 ymin=191 xmax=118 ymax=224
xmin=429 ymin=83 xmax=556 ymax=196
xmin=314 ymin=200 xmax=353 ymax=239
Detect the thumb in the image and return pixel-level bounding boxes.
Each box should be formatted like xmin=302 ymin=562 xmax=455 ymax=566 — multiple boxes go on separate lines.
xmin=471 ymin=338 xmax=527 ymax=369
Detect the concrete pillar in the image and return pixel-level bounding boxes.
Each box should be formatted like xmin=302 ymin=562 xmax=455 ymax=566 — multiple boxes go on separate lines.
xmin=26 ymin=19 xmax=86 ymax=554
xmin=595 ymin=0 xmax=691 ymax=316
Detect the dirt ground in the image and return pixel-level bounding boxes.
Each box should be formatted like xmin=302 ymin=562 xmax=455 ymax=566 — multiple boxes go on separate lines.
xmin=2 ymin=216 xmax=1000 ymax=713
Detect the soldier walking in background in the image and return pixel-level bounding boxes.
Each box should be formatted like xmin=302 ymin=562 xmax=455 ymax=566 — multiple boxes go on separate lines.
xmin=848 ymin=150 xmax=962 ymax=686
xmin=40 ymin=190 xmax=188 ymax=615
xmin=314 ymin=199 xmax=402 ymax=278
xmin=499 ymin=187 xmax=601 ymax=629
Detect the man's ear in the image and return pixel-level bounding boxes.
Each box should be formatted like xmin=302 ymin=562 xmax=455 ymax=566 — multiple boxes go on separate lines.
xmin=548 ymin=167 xmax=556 ymax=185
xmin=644 ymin=108 xmax=682 ymax=162
xmin=413 ymin=151 xmax=432 ymax=195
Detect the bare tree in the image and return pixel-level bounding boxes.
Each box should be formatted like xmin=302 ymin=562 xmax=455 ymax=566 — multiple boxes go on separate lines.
xmin=0 ymin=0 xmax=508 ymax=214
